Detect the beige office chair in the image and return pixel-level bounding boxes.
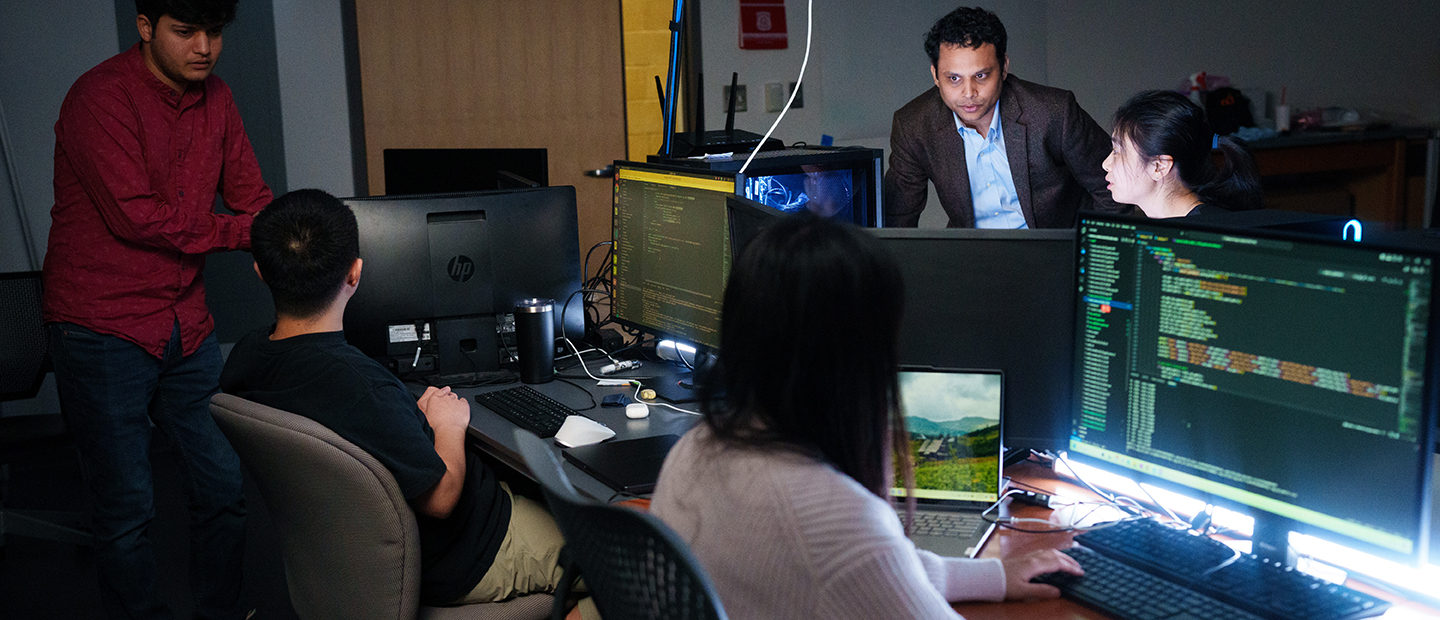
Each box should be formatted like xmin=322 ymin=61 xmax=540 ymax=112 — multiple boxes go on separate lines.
xmin=209 ymin=393 xmax=552 ymax=620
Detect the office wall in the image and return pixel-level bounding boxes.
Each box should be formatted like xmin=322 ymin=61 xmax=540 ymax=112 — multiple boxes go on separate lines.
xmin=699 ymin=1 xmax=1048 ymax=146
xmin=273 ymin=0 xmax=357 ymax=197
xmin=701 ymin=0 xmax=1440 ymax=151
xmin=0 ymin=109 xmax=35 ymax=271
xmin=1044 ymin=0 xmax=1440 ymax=130
xmin=0 ymin=0 xmax=119 ymax=274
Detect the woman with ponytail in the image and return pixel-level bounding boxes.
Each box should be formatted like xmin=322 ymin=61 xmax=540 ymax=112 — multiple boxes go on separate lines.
xmin=1102 ymin=90 xmax=1263 ymax=218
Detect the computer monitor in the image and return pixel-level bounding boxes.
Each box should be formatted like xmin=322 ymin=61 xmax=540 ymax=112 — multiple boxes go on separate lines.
xmin=611 ymin=161 xmax=739 ymax=401
xmin=725 ymin=194 xmax=781 ymax=261
xmin=383 ymin=148 xmax=548 ymax=195
xmin=1069 ymin=213 xmax=1436 ymax=565
xmin=649 ymin=146 xmax=883 ymax=227
xmin=872 ymin=229 xmax=1076 ymax=454
xmin=342 ymin=188 xmax=583 ymax=377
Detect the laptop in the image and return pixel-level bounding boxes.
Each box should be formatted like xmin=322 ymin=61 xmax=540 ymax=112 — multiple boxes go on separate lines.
xmin=893 ymin=367 xmax=1005 ymax=558
xmin=562 ymin=434 xmax=682 ymax=495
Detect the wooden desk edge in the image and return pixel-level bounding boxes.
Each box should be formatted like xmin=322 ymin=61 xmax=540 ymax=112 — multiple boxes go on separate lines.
xmin=952 ymin=460 xmax=1440 ymax=618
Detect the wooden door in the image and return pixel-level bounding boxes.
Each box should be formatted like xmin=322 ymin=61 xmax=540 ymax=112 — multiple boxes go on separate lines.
xmin=352 ymin=0 xmax=628 ymax=264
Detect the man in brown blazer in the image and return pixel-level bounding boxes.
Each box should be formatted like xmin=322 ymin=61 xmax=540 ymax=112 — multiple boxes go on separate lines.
xmin=884 ymin=6 xmax=1128 ymax=228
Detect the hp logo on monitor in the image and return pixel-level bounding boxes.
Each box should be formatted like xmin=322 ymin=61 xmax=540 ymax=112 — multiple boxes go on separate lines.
xmin=447 ymin=255 xmax=475 ymax=282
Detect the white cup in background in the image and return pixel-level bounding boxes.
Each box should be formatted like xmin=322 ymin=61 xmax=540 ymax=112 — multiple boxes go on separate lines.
xmin=1275 ymin=104 xmax=1291 ymax=132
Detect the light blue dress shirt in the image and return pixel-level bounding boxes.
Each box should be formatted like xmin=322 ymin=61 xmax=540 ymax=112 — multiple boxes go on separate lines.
xmin=955 ymin=106 xmax=1027 ymax=229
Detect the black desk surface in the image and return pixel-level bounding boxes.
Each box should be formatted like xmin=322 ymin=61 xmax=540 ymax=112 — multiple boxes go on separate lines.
xmin=454 ymin=362 xmax=701 ymax=500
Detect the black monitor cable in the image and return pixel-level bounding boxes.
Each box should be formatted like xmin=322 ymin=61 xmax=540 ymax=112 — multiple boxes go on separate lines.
xmin=560 ymin=287 xmax=613 ymax=344
xmin=552 ymin=377 xmax=598 ymax=411
xmin=581 ymin=242 xmax=616 ymax=331
xmin=583 ymin=241 xmax=612 ymax=283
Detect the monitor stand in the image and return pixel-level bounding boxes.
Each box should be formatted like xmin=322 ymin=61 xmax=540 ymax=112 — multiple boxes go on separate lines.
xmin=643 ymin=353 xmax=721 ymax=405
xmin=1250 ymin=516 xmax=1299 ymax=567
xmin=644 ymin=369 xmax=706 ymax=404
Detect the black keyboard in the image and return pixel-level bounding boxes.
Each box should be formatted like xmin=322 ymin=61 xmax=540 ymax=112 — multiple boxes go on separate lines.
xmin=1204 ymin=554 xmax=1389 ymax=620
xmin=1050 ymin=518 xmax=1390 ymax=620
xmin=473 ymin=386 xmax=578 ymax=438
xmin=1075 ymin=517 xmax=1239 ymax=578
xmin=1038 ymin=546 xmax=1267 ymax=620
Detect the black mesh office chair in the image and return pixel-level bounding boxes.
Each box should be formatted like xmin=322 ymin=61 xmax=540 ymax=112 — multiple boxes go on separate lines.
xmin=0 ymin=271 xmax=90 ymax=547
xmin=512 ymin=430 xmax=727 ymax=620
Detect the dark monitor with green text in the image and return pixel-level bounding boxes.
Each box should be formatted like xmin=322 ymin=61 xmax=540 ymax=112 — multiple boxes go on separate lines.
xmin=1068 ymin=213 xmax=1435 ymax=565
xmin=611 ymin=161 xmax=738 ymax=352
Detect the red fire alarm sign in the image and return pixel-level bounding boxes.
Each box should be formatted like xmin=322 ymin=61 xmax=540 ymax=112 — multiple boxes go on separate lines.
xmin=739 ymin=0 xmax=787 ymax=50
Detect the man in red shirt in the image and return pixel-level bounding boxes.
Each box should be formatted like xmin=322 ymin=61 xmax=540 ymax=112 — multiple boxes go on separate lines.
xmin=42 ymin=1 xmax=269 ymax=618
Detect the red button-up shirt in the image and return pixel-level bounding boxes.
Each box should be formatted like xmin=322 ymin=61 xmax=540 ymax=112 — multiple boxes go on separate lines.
xmin=44 ymin=43 xmax=272 ymax=358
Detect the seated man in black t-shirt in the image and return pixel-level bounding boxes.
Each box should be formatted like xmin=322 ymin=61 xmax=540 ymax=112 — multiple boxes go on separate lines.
xmin=220 ymin=189 xmax=594 ymax=618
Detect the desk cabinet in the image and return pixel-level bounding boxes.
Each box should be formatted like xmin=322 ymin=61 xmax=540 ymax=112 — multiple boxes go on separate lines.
xmin=1246 ymin=128 xmax=1436 ymax=228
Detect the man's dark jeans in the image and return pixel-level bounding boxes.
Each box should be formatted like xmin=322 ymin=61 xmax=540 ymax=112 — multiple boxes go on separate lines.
xmin=48 ymin=322 xmax=247 ymax=620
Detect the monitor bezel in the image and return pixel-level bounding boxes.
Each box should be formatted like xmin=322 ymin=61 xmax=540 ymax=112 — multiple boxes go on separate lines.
xmin=1067 ymin=210 xmax=1437 ymax=565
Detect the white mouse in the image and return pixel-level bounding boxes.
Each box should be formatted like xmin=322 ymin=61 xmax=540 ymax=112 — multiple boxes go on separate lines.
xmin=625 ymin=401 xmax=650 ymax=419
xmin=553 ymin=415 xmax=615 ymax=448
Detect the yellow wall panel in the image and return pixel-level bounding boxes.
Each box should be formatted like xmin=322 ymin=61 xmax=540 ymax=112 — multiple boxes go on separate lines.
xmin=621 ymin=0 xmax=673 ymax=160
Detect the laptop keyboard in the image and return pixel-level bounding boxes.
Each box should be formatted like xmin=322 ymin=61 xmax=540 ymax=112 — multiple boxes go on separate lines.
xmin=901 ymin=510 xmax=987 ymax=539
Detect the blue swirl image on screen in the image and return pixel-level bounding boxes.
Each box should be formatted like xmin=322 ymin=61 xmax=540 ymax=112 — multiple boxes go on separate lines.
xmin=744 ymin=169 xmax=853 ymax=221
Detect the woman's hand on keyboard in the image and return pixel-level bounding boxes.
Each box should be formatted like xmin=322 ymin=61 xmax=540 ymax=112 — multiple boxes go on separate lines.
xmin=1004 ymin=548 xmax=1085 ymax=601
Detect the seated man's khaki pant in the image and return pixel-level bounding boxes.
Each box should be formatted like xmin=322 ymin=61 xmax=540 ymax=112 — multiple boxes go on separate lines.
xmin=454 ymin=483 xmax=599 ymax=620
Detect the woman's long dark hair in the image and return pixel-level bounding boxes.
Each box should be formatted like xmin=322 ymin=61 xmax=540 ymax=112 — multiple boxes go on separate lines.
xmin=1113 ymin=90 xmax=1263 ymax=211
xmin=699 ymin=213 xmax=911 ymax=498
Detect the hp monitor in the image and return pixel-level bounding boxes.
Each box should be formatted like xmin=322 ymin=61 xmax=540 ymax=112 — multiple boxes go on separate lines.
xmin=342 ymin=188 xmax=583 ymax=377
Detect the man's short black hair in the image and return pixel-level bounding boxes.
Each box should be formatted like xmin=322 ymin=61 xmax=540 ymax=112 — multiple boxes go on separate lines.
xmin=924 ymin=6 xmax=1007 ymax=68
xmin=136 ymin=0 xmax=237 ymax=28
xmin=251 ymin=189 xmax=360 ymax=319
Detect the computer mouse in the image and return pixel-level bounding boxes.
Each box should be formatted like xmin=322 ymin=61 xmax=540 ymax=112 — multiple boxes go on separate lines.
xmin=553 ymin=415 xmax=615 ymax=448
xmin=625 ymin=401 xmax=650 ymax=419
xmin=1029 ymin=569 xmax=1081 ymax=587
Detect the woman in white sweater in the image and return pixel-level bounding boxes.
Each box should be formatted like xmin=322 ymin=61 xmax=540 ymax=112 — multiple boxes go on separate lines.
xmin=651 ymin=213 xmax=1082 ymax=619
